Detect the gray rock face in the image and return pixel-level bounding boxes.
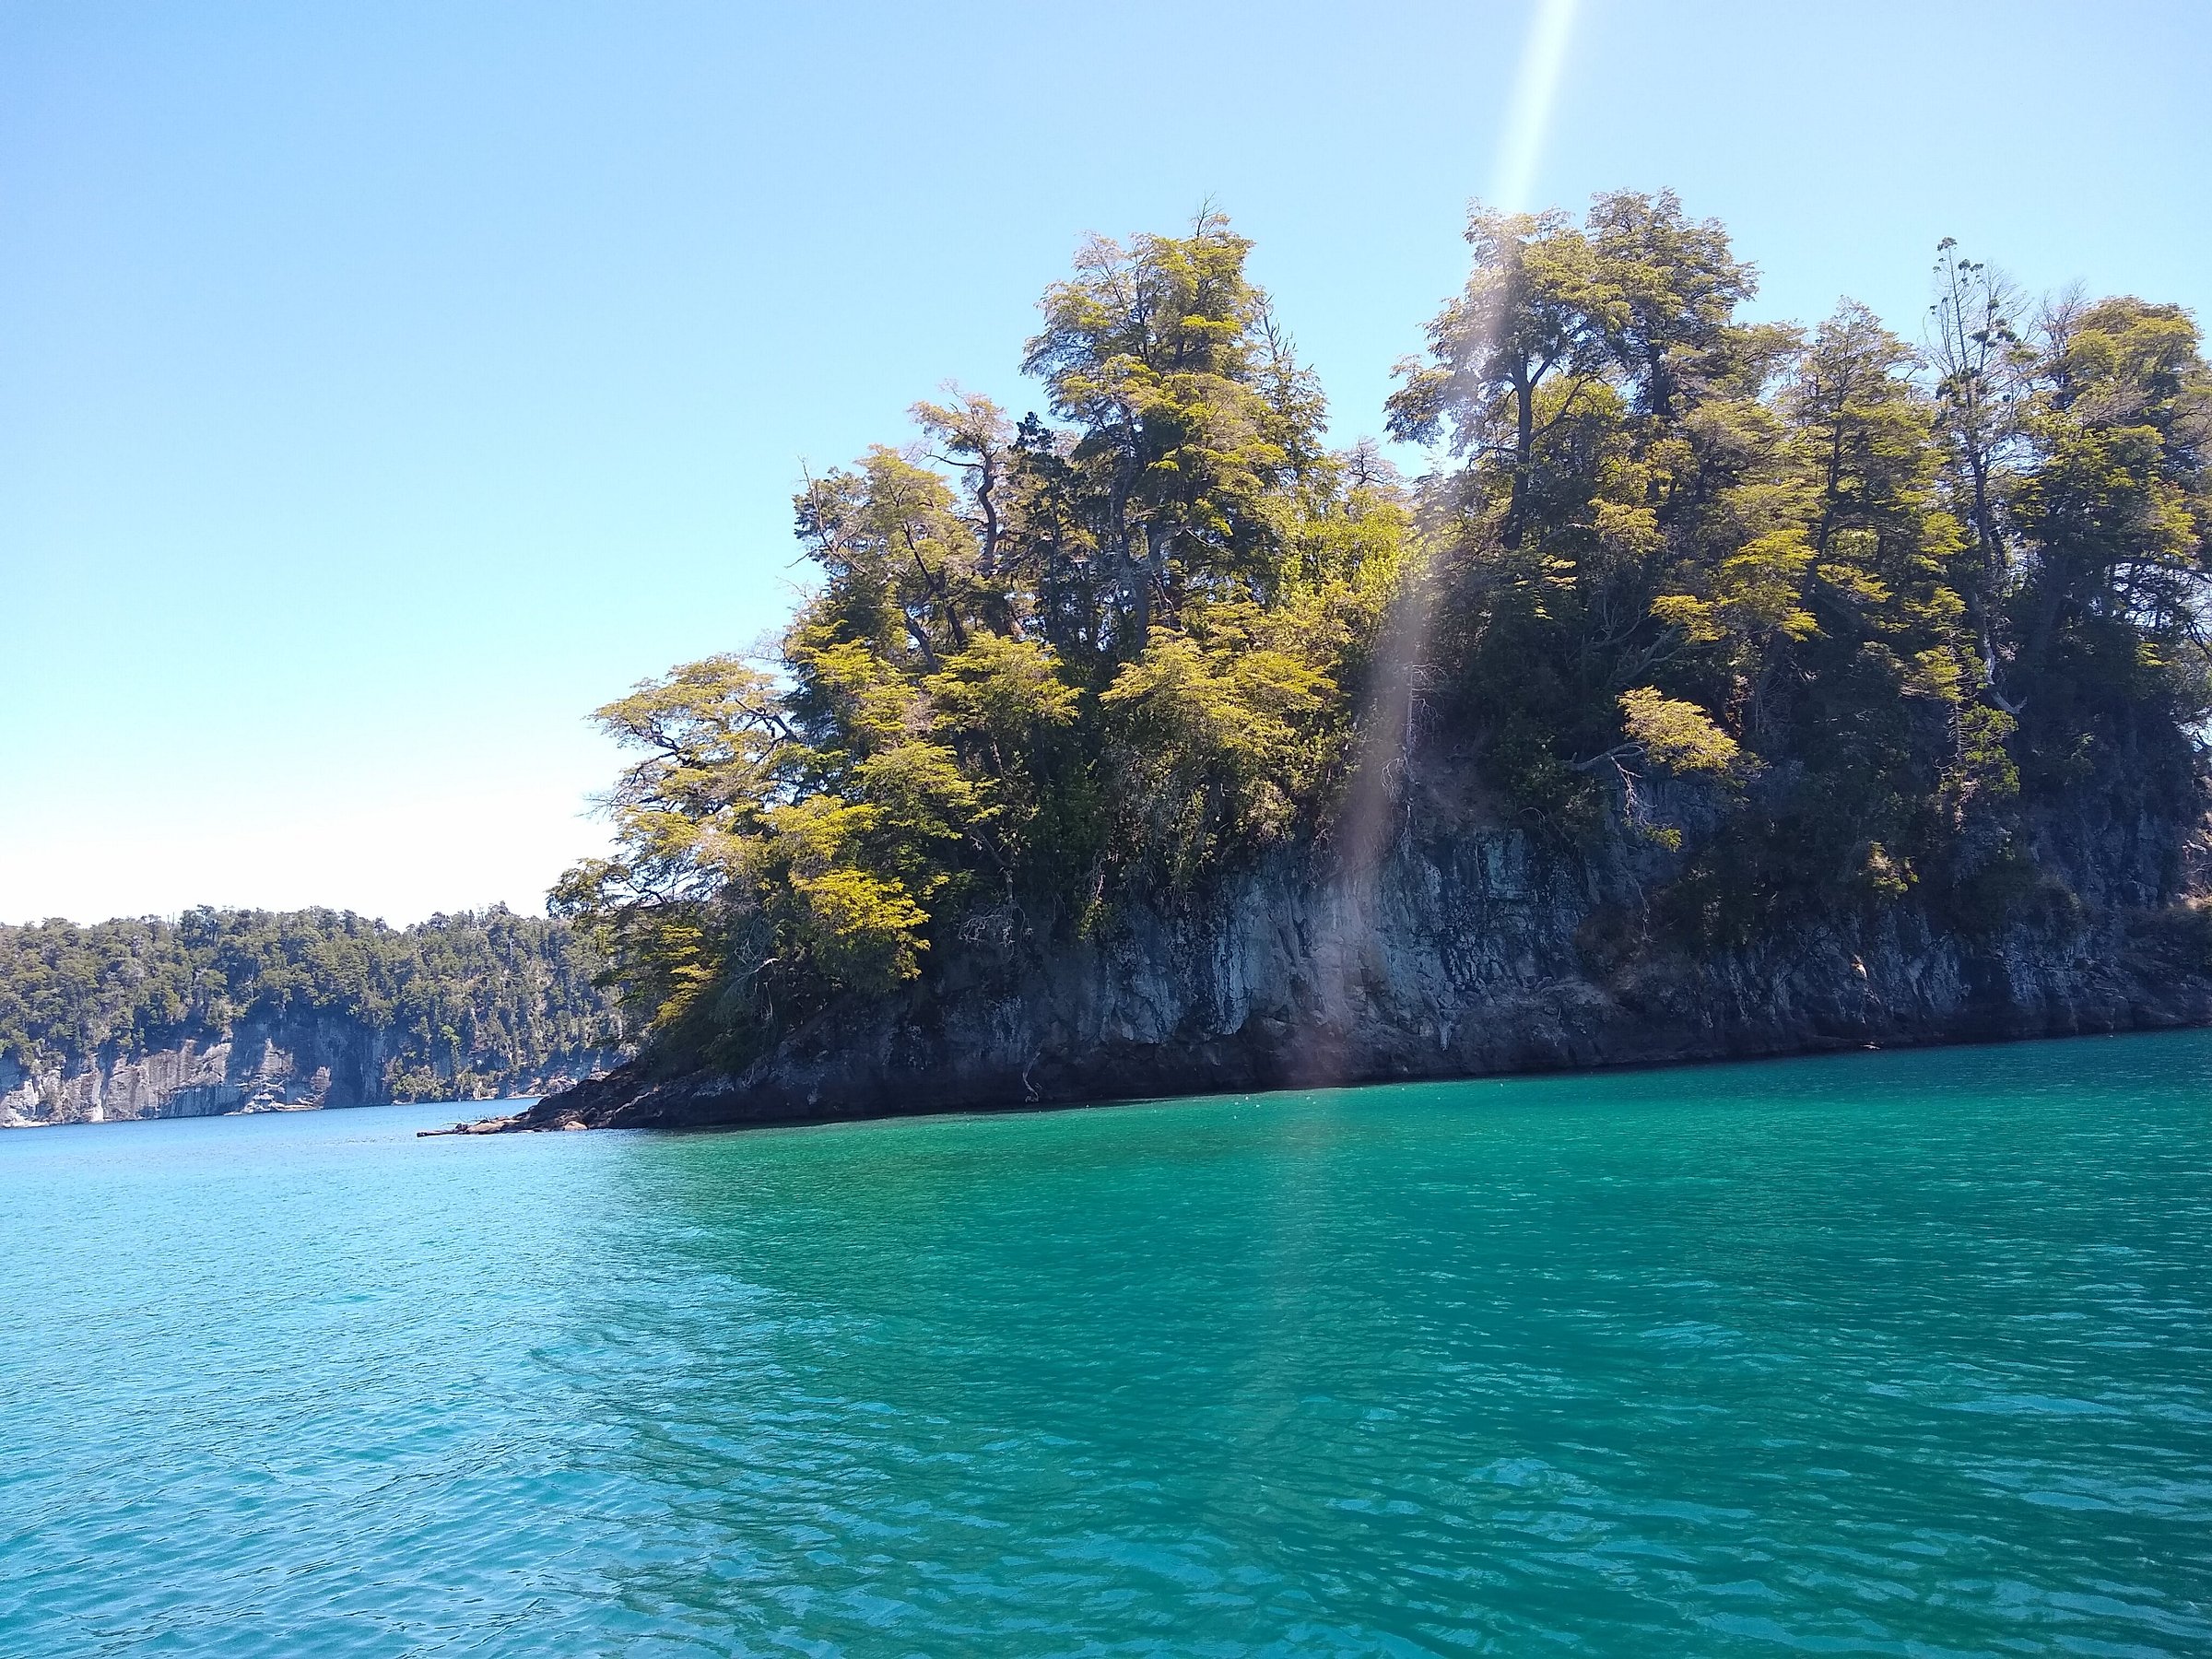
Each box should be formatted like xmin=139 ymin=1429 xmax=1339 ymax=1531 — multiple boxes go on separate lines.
xmin=0 ymin=1006 xmax=627 ymax=1129
xmin=530 ymin=789 xmax=2212 ymax=1132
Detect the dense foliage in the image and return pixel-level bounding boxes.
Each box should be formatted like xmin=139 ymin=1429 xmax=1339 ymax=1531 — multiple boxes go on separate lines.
xmin=0 ymin=907 xmax=622 ymax=1100
xmin=558 ymin=195 xmax=2211 ymax=1065
xmin=556 ymin=213 xmax=1404 ymax=1058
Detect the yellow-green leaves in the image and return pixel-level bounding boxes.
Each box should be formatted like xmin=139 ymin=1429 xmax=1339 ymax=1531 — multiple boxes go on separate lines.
xmin=750 ymin=790 xmax=949 ymax=994
xmin=1022 ymin=213 xmax=1325 ymax=642
xmin=785 ymin=631 xmax=922 ymax=751
xmin=793 ymin=447 xmax=989 ymax=672
xmin=1594 ymin=501 xmax=1663 ymax=559
xmin=554 ymin=199 xmax=2212 ymax=1079
xmin=591 ymin=654 xmax=792 ymax=818
xmin=1618 ymin=687 xmax=1740 ymax=777
xmin=785 ymin=868 xmax=930 ymax=993
xmin=1721 ymin=529 xmax=1821 ymax=642
xmin=1100 ymin=612 xmax=1339 ymax=881
xmin=1649 ymin=593 xmax=1725 ymax=644
xmin=1651 ymin=528 xmax=1818 ymax=654
xmin=924 ymin=634 xmax=1079 ymax=743
xmin=852 ymin=742 xmax=990 ymax=850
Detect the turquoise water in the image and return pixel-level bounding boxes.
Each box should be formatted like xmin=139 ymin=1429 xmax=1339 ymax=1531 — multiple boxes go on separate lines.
xmin=4 ymin=1036 xmax=2210 ymax=1655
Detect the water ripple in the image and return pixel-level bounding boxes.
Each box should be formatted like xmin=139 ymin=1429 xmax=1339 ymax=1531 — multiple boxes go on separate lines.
xmin=3 ymin=1034 xmax=2211 ymax=1653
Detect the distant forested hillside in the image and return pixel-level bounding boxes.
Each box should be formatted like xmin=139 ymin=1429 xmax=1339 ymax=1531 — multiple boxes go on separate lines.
xmin=0 ymin=907 xmax=623 ymax=1112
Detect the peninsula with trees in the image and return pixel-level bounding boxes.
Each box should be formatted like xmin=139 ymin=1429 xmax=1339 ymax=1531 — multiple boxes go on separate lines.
xmin=441 ymin=196 xmax=2212 ymax=1128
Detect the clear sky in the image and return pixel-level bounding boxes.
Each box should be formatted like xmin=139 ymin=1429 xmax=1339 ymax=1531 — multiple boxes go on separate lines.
xmin=5 ymin=0 xmax=2207 ymax=925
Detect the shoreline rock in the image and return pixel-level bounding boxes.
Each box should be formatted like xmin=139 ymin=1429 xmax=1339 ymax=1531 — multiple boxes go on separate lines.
xmin=1 ymin=1011 xmax=629 ymax=1131
xmin=496 ymin=792 xmax=2212 ymax=1135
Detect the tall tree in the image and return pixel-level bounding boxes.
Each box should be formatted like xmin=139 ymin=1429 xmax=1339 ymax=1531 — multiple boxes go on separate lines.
xmin=1926 ymin=240 xmax=2028 ymax=693
xmin=1386 ymin=206 xmax=1609 ymax=546
xmin=1019 ymin=211 xmax=1324 ymax=657
xmin=1583 ymin=188 xmax=1758 ymax=424
xmin=2009 ymin=295 xmax=2212 ymax=758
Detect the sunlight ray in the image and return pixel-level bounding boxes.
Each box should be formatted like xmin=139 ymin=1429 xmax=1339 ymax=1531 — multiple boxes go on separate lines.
xmin=1492 ymin=0 xmax=1582 ymax=212
xmin=1295 ymin=0 xmax=1583 ymax=1083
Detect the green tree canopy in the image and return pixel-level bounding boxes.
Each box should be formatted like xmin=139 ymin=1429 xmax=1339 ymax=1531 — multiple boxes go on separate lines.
xmin=559 ymin=196 xmax=2212 ymax=1066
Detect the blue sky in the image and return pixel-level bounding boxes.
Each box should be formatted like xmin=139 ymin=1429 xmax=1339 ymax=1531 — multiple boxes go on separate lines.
xmin=5 ymin=0 xmax=2207 ymax=924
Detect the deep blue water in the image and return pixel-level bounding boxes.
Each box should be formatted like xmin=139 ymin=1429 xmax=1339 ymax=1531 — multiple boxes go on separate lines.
xmin=4 ymin=1032 xmax=2210 ymax=1655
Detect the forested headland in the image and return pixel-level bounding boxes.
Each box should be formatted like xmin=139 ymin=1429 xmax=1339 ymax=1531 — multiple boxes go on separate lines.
xmin=0 ymin=908 xmax=624 ymax=1125
xmin=528 ymin=192 xmax=2212 ymax=1129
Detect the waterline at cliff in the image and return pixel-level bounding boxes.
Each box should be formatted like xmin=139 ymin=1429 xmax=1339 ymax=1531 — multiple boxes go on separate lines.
xmin=504 ymin=795 xmax=2212 ymax=1132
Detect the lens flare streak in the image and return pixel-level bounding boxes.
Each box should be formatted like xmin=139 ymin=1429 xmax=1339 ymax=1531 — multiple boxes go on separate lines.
xmin=1299 ymin=0 xmax=1582 ymax=1081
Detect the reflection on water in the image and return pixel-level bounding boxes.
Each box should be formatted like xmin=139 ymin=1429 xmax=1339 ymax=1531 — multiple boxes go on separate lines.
xmin=5 ymin=1035 xmax=2211 ymax=1655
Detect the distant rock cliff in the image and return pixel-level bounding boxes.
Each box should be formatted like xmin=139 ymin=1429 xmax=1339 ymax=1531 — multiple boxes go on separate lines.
xmin=0 ymin=1017 xmax=627 ymax=1128
xmin=0 ymin=907 xmax=627 ymax=1129
xmin=512 ymin=769 xmax=2212 ymax=1132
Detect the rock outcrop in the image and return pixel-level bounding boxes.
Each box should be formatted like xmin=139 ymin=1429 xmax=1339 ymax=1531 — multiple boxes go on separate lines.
xmin=0 ymin=1006 xmax=626 ymax=1129
xmin=512 ymin=779 xmax=2212 ymax=1133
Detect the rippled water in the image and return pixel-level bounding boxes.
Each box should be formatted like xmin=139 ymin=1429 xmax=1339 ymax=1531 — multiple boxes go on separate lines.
xmin=4 ymin=1034 xmax=2211 ymax=1655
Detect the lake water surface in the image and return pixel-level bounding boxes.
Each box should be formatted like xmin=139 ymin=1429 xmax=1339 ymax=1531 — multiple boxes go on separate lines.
xmin=4 ymin=1033 xmax=2210 ymax=1655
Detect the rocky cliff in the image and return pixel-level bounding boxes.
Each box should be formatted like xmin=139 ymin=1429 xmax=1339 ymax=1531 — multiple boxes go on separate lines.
xmin=0 ymin=907 xmax=628 ymax=1129
xmin=509 ymin=776 xmax=2212 ymax=1133
xmin=0 ymin=1009 xmax=626 ymax=1128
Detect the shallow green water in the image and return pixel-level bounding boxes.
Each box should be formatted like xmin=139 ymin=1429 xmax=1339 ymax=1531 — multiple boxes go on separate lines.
xmin=4 ymin=1034 xmax=2210 ymax=1656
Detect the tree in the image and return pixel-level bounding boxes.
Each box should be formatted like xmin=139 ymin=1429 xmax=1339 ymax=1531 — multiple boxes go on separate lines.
xmin=1020 ymin=211 xmax=1325 ymax=657
xmin=1583 ymin=188 xmax=1758 ymax=424
xmin=2005 ymin=296 xmax=2212 ymax=796
xmin=549 ymin=195 xmax=2212 ymax=1072
xmin=1386 ymin=206 xmax=1608 ymax=546
xmin=2014 ymin=297 xmax=2212 ymax=660
xmin=1927 ymin=240 xmax=2028 ymax=688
